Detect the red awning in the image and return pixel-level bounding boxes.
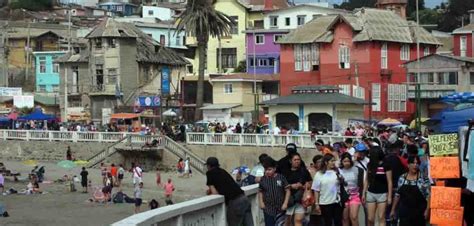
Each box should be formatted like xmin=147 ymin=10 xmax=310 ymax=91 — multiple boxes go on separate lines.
xmin=110 ymin=113 xmax=140 ymax=119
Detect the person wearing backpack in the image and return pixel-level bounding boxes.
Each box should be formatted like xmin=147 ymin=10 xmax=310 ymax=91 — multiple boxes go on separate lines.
xmin=383 ymin=141 xmax=407 ymax=226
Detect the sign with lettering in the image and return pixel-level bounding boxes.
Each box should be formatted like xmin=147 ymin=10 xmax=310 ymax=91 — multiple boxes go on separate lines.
xmin=0 ymin=87 xmax=22 ymax=96
xmin=431 ymin=207 xmax=463 ymax=226
xmin=430 ymin=186 xmax=461 ymax=209
xmin=161 ymin=66 xmax=170 ymax=95
xmin=430 ymin=157 xmax=460 ymax=179
xmin=13 ymin=95 xmax=34 ymax=108
xmin=429 ymin=133 xmax=458 ymax=156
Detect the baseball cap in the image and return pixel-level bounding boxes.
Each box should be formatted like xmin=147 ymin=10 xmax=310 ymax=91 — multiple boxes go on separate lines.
xmin=286 ymin=143 xmax=297 ymax=153
xmin=354 ymin=143 xmax=367 ymax=152
xmin=205 ymin=157 xmax=220 ymax=167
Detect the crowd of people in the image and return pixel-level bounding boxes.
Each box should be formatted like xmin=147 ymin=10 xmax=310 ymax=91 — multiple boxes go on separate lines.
xmin=203 ymin=126 xmax=471 ymax=226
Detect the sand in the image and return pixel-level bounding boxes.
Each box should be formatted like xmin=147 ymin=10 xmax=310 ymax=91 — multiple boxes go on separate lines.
xmin=0 ymin=160 xmax=207 ymax=226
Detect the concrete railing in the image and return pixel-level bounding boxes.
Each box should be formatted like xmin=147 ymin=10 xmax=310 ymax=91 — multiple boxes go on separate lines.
xmin=186 ymin=132 xmax=359 ymax=148
xmin=0 ymin=130 xmax=139 ymax=143
xmin=112 ymin=184 xmax=263 ymax=226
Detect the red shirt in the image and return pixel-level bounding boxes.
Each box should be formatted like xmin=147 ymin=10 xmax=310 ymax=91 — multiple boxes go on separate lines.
xmin=110 ymin=167 xmax=118 ymax=176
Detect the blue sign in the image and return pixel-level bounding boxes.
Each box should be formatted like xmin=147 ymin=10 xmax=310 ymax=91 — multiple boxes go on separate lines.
xmin=136 ymin=96 xmax=161 ymax=107
xmin=161 ymin=66 xmax=170 ymax=95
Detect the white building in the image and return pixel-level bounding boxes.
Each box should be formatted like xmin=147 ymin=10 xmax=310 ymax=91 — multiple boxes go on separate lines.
xmin=263 ymin=4 xmax=345 ymax=30
xmin=142 ymin=5 xmax=185 ymax=21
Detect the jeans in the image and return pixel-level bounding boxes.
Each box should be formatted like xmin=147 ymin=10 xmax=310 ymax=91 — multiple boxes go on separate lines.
xmin=320 ymin=203 xmax=343 ymax=226
xmin=263 ymin=211 xmax=286 ymax=226
xmin=227 ymin=194 xmax=254 ymax=226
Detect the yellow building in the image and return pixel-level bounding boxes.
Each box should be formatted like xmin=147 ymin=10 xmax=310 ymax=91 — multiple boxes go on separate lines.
xmin=187 ymin=0 xmax=288 ymax=75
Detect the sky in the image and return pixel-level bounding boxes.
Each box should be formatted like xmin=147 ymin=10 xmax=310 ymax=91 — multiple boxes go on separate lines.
xmin=300 ymin=0 xmax=446 ymax=8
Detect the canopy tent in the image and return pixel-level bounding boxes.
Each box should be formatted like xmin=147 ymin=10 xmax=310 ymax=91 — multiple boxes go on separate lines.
xmin=426 ymin=106 xmax=474 ymax=133
xmin=7 ymin=112 xmax=18 ymax=120
xmin=110 ymin=113 xmax=140 ymax=120
xmin=162 ymin=109 xmax=177 ymax=117
xmin=17 ymin=109 xmax=56 ymax=121
xmin=377 ymin=118 xmax=402 ymax=126
xmin=441 ymin=92 xmax=474 ymax=103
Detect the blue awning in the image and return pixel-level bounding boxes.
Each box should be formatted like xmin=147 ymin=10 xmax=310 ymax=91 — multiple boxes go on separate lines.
xmin=442 ymin=92 xmax=474 ymax=103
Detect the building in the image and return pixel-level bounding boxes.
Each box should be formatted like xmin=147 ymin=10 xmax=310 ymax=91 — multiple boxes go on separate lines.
xmin=98 ymin=1 xmax=138 ymax=16
xmin=62 ymin=19 xmax=188 ymax=123
xmin=142 ymin=4 xmax=185 ymax=21
xmin=244 ymin=4 xmax=345 ymax=74
xmin=262 ymin=85 xmax=367 ymax=132
xmin=452 ymin=10 xmax=474 ymax=57
xmin=33 ymin=51 xmax=66 ymax=93
xmin=404 ymin=54 xmax=474 ymax=117
xmin=133 ymin=21 xmax=187 ymax=50
xmin=375 ymin=0 xmax=407 ymax=18
xmin=432 ymin=30 xmax=453 ymax=55
xmin=187 ymin=0 xmax=289 ymax=75
xmin=59 ymin=0 xmax=99 ymax=7
xmin=278 ymin=8 xmax=440 ymax=121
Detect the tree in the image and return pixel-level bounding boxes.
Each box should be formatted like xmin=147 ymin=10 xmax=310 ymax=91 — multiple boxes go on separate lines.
xmin=407 ymin=0 xmax=425 ymax=18
xmin=409 ymin=9 xmax=441 ymax=31
xmin=10 ymin=0 xmax=53 ymax=10
xmin=234 ymin=60 xmax=246 ymax=73
xmin=176 ymin=0 xmax=233 ymax=121
xmin=337 ymin=0 xmax=376 ymax=10
xmin=438 ymin=0 xmax=474 ymax=32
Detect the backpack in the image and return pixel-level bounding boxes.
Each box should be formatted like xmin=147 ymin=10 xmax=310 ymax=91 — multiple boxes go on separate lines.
xmin=356 ymin=166 xmax=365 ymax=198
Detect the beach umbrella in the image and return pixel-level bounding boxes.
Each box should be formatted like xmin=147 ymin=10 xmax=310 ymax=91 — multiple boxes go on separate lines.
xmin=22 ymin=159 xmax=38 ymax=166
xmin=409 ymin=118 xmax=430 ymax=129
xmin=57 ymin=160 xmax=77 ymax=169
xmin=377 ymin=118 xmax=402 ymax=126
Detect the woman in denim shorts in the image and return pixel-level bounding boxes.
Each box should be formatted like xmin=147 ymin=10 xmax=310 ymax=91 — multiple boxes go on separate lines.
xmin=362 ymin=147 xmax=393 ymax=226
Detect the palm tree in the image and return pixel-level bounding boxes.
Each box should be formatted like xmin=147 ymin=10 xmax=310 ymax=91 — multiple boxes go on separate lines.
xmin=176 ymin=0 xmax=234 ymax=121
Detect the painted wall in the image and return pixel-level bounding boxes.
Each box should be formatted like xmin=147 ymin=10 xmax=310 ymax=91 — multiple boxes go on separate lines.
xmin=142 ymin=6 xmax=174 ymax=21
xmin=453 ymin=34 xmax=473 ymax=57
xmin=213 ymin=81 xmax=261 ymax=112
xmin=34 ymin=51 xmax=66 ymax=92
xmin=139 ymin=26 xmax=186 ymax=49
xmin=264 ymin=6 xmax=341 ymax=29
xmin=246 ymin=32 xmax=285 ymax=74
xmin=99 ymin=3 xmax=136 ymax=16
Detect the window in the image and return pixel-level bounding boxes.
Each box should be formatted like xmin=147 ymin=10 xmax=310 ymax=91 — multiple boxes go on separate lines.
xmin=108 ymin=38 xmax=116 ymax=48
xmin=71 ymin=66 xmax=79 ymax=93
xmin=224 ymin=83 xmax=233 ymax=94
xmin=338 ymin=84 xmax=351 ymax=96
xmin=38 ymin=85 xmax=47 ymax=92
xmin=297 ymin=15 xmax=306 ymax=26
xmin=52 ymin=85 xmax=59 ymax=92
xmin=388 ymin=84 xmax=407 ymax=112
xmin=339 ymin=45 xmax=350 ymax=69
xmin=116 ymin=5 xmax=123 ymax=11
xmin=217 ymin=48 xmax=237 ymax=68
xmin=248 ymin=58 xmax=254 ymax=67
xmin=254 ymin=20 xmax=264 ymax=29
xmin=424 ymin=46 xmax=430 ymax=56
xmin=419 ymin=72 xmax=434 ymax=84
xmin=230 ymin=16 xmax=238 ymax=35
xmin=274 ymin=34 xmax=283 ymax=43
xmin=372 ymin=83 xmax=381 ymax=112
xmin=175 ymin=36 xmax=181 ymax=46
xmin=95 ymin=64 xmax=104 ymax=87
xmin=400 ymin=44 xmax=410 ymax=60
xmin=95 ymin=38 xmax=102 ymax=49
xmin=353 ymin=85 xmax=365 ymax=99
xmin=381 ymin=42 xmax=388 ymax=69
xmin=285 ymin=17 xmax=290 ymax=26
xmin=160 ymin=35 xmax=166 ymax=45
xmin=460 ymin=36 xmax=467 ymax=57
xmin=269 ymin=58 xmax=275 ymax=66
xmin=258 ymin=59 xmax=268 ymax=66
xmin=471 ymin=72 xmax=474 ymax=85
xmin=39 ymin=56 xmax=46 ymax=73
xmin=255 ymin=35 xmax=264 ymax=45
xmin=437 ymin=72 xmax=458 ymax=85
xmin=108 ymin=68 xmax=117 ymax=84
xmin=269 ymin=16 xmax=278 ymax=27
xmin=53 ymin=61 xmax=59 ymax=73
xmin=294 ymin=43 xmax=319 ymax=71
xmin=148 ymin=10 xmax=153 ymax=16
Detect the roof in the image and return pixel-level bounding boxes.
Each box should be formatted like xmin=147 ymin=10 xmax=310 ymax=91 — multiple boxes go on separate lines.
xmin=34 ymin=94 xmax=59 ymax=106
xmin=200 ymin=104 xmax=242 ymax=110
xmin=149 ymin=2 xmax=186 ymax=10
xmin=211 ymin=73 xmax=279 ymax=82
xmin=86 ymin=19 xmax=188 ymax=65
xmin=403 ymin=54 xmax=474 ymax=65
xmin=236 ymin=0 xmax=289 ymax=11
xmin=452 ymin=24 xmax=474 ymax=34
xmin=261 ymin=93 xmax=368 ymax=105
xmin=56 ymin=50 xmax=89 ymax=63
xmin=279 ymin=8 xmax=440 ymax=45
xmin=266 ymin=4 xmax=347 ymax=14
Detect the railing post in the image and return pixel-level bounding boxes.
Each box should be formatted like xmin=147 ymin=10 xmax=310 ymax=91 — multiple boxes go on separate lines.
xmin=72 ymin=132 xmax=78 ymax=142
xmin=48 ymin=131 xmax=53 ymax=141
xmin=2 ymin=130 xmax=5 ymax=140
xmin=255 ymin=134 xmax=260 ymax=146
xmin=26 ymin=131 xmax=30 ymax=141
xmin=204 ymin=133 xmax=208 ymax=145
xmin=271 ymin=134 xmax=275 ymax=147
xmin=186 ymin=133 xmax=189 ymax=144
xmin=98 ymin=132 xmax=103 ymax=142
xmin=239 ymin=134 xmax=243 ymax=146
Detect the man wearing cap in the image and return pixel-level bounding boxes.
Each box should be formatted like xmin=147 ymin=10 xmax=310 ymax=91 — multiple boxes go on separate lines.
xmin=354 ymin=143 xmax=369 ymax=172
xmin=205 ymin=157 xmax=254 ymax=226
xmin=277 ymin=143 xmax=306 ymax=175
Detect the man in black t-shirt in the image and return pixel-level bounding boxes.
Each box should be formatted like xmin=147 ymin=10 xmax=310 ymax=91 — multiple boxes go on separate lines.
xmin=277 ymin=143 xmax=306 ymax=175
xmin=383 ymin=140 xmax=407 ymax=226
xmin=205 ymin=157 xmax=254 ymax=226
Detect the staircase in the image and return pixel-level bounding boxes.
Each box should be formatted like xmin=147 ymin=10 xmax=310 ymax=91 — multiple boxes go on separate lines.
xmin=86 ymin=135 xmax=207 ymax=174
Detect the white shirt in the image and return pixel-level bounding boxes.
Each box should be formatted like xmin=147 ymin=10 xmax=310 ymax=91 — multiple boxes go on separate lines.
xmin=348 ymin=147 xmax=355 ymax=156
xmin=133 ymin=166 xmax=142 ymax=178
xmin=355 ymin=157 xmax=369 ymax=171
xmin=184 ymin=160 xmax=190 ymax=171
xmin=312 ymin=170 xmax=339 ymax=205
xmin=273 ymin=127 xmax=280 ymax=135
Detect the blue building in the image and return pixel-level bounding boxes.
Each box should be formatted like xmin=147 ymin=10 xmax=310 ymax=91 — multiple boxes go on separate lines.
xmin=98 ymin=2 xmax=137 ymax=16
xmin=33 ymin=51 xmax=66 ymax=93
xmin=134 ymin=22 xmax=187 ymax=50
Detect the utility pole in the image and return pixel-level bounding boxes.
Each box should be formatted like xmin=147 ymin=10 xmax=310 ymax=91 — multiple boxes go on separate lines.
xmin=1 ymin=21 xmax=8 ymax=87
xmin=25 ymin=21 xmax=31 ymax=81
xmin=63 ymin=7 xmax=72 ymax=122
xmin=252 ymin=30 xmax=258 ymax=123
xmin=415 ymin=0 xmax=421 ymax=131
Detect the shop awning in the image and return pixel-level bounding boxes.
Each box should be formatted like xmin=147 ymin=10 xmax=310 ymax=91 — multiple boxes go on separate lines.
xmin=110 ymin=113 xmax=140 ymax=119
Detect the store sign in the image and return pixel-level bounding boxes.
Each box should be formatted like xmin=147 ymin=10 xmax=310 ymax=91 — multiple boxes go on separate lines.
xmin=13 ymin=95 xmax=34 ymax=108
xmin=161 ymin=66 xmax=170 ymax=95
xmin=137 ymin=96 xmax=160 ymax=107
xmin=0 ymin=87 xmax=22 ymax=96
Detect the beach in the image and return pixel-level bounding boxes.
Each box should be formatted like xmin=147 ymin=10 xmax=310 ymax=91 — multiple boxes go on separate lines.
xmin=0 ymin=160 xmax=206 ymax=226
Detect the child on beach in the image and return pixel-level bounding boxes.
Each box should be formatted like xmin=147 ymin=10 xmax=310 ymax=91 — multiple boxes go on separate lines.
xmin=156 ymin=168 xmax=161 ymax=187
xmin=110 ymin=164 xmax=118 ymax=186
xmin=134 ymin=182 xmax=143 ymax=214
xmin=80 ymin=167 xmax=89 ymax=193
xmin=100 ymin=163 xmax=107 ymax=186
xmin=117 ymin=164 xmax=125 ymax=187
xmin=163 ymin=178 xmax=175 ymax=205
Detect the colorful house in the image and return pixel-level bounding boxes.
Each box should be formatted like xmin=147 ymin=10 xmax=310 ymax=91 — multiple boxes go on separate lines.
xmin=33 ymin=51 xmax=66 ymax=93
xmin=452 ymin=10 xmax=474 ymax=57
xmin=245 ymin=4 xmax=344 ymax=74
xmin=98 ymin=2 xmax=138 ymax=16
xmin=277 ymin=8 xmax=440 ymax=121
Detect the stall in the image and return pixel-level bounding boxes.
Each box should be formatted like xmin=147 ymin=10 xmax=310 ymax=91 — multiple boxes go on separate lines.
xmin=110 ymin=113 xmax=141 ymax=132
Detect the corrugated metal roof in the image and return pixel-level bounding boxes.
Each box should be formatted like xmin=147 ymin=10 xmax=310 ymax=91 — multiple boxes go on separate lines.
xmin=279 ymin=8 xmax=440 ymax=45
xmin=56 ymin=50 xmax=89 ymax=63
xmin=236 ymin=0 xmax=289 ymax=11
xmin=452 ymin=24 xmax=474 ymax=34
xmin=200 ymin=104 xmax=242 ymax=110
xmin=261 ymin=93 xmax=368 ymax=105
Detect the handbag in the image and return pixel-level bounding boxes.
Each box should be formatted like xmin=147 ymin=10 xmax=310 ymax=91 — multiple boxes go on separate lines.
xmin=337 ymin=171 xmax=349 ymax=206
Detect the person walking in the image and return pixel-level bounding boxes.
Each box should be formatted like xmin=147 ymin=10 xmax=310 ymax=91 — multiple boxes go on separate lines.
xmin=110 ymin=163 xmax=118 ymax=186
xmin=339 ymin=153 xmax=363 ymax=226
xmin=312 ymin=154 xmax=343 ymax=226
xmin=390 ymin=156 xmax=430 ymax=226
xmin=363 ymin=147 xmax=393 ymax=226
xmin=308 ymin=155 xmax=323 ymax=226
xmin=164 ymin=178 xmax=175 ymax=205
xmin=258 ymin=157 xmax=290 ymax=226
xmin=283 ymin=153 xmax=312 ymax=226
xmin=117 ymin=164 xmax=125 ymax=187
xmin=132 ymin=163 xmax=143 ymax=186
xmin=184 ymin=157 xmax=190 ymax=178
xmin=134 ymin=182 xmax=143 ymax=214
xmin=100 ymin=163 xmax=107 ymax=186
xmin=205 ymin=157 xmax=254 ymax=226
xmin=80 ymin=167 xmax=89 ymax=193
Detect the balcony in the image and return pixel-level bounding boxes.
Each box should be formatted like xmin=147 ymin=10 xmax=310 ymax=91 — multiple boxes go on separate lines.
xmin=89 ymin=84 xmax=116 ymax=96
xmin=261 ymin=94 xmax=279 ymax=102
xmin=407 ymin=84 xmax=456 ymax=99
xmin=380 ymin=69 xmax=392 ymax=77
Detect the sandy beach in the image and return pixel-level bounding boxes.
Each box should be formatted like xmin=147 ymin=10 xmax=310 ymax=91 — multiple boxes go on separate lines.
xmin=0 ymin=160 xmax=207 ymax=226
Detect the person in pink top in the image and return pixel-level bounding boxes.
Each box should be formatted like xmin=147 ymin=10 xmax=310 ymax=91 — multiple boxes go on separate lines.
xmin=163 ymin=178 xmax=175 ymax=205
